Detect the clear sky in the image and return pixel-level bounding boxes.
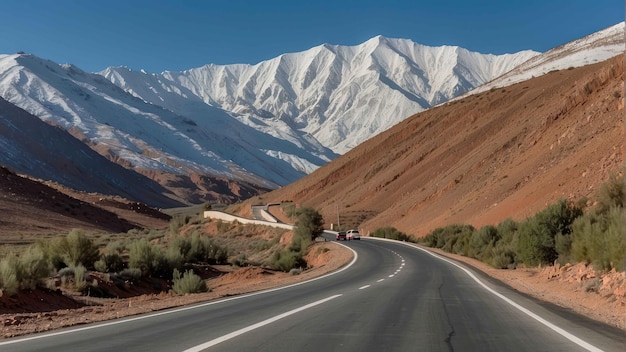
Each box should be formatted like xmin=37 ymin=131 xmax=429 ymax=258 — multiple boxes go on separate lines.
xmin=1 ymin=0 xmax=623 ymax=73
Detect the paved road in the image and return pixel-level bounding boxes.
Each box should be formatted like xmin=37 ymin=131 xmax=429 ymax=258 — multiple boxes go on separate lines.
xmin=1 ymin=235 xmax=623 ymax=351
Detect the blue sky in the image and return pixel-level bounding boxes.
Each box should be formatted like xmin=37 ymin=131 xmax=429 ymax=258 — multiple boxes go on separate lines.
xmin=1 ymin=0 xmax=623 ymax=73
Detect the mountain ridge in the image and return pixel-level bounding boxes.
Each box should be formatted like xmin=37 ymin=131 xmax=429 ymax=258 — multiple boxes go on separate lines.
xmin=230 ymin=54 xmax=624 ymax=237
xmin=104 ymin=36 xmax=538 ymax=154
xmin=0 ymin=26 xmax=622 ymax=208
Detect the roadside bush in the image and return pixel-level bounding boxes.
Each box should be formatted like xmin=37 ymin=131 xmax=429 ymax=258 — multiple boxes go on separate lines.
xmin=0 ymin=246 xmax=51 ymax=296
xmin=58 ymin=264 xmax=88 ymax=291
xmin=169 ymin=215 xmax=192 ymax=234
xmin=52 ymin=230 xmax=100 ymax=269
xmin=128 ymin=239 xmax=169 ymax=278
xmin=517 ymin=199 xmax=582 ymax=266
xmin=293 ymin=207 xmax=325 ymax=242
xmin=283 ymin=203 xmax=297 ymax=219
xmin=72 ymin=264 xmax=88 ymax=291
xmin=182 ymin=233 xmax=228 ymax=264
xmin=94 ymin=252 xmax=125 ymax=273
xmin=165 ymin=245 xmax=185 ymax=272
xmin=172 ymin=269 xmax=207 ymax=294
xmin=421 ymin=224 xmax=475 ymax=250
xmin=571 ymin=207 xmax=625 ymax=271
xmin=489 ymin=240 xmax=517 ymax=269
xmin=372 ymin=227 xmax=412 ymax=241
xmin=270 ymin=249 xmax=306 ymax=272
xmin=0 ymin=256 xmax=20 ymax=296
xmin=17 ymin=245 xmax=51 ymax=289
xmin=595 ymin=170 xmax=625 ymax=215
xmin=469 ymin=225 xmax=499 ymax=260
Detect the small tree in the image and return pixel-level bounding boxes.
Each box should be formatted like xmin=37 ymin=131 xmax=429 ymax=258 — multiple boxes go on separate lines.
xmin=293 ymin=207 xmax=325 ymax=242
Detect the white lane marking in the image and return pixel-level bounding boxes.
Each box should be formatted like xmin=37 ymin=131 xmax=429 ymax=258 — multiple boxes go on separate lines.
xmin=366 ymin=237 xmax=604 ymax=352
xmin=388 ymin=275 xmax=395 ymax=277
xmin=0 ymin=242 xmax=358 ymax=347
xmin=377 ymin=279 xmax=385 ymax=282
xmin=359 ymin=285 xmax=371 ymax=290
xmin=183 ymin=294 xmax=342 ymax=351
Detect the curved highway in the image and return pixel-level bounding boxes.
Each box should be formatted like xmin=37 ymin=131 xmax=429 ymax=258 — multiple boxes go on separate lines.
xmin=1 ymin=234 xmax=623 ymax=351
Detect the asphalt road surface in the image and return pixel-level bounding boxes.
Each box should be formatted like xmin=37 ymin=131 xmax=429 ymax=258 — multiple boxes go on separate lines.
xmin=1 ymin=235 xmax=623 ymax=351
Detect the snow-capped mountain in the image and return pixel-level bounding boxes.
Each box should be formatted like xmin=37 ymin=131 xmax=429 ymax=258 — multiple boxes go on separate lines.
xmin=465 ymin=22 xmax=625 ymax=96
xmin=102 ymin=37 xmax=538 ymax=154
xmin=0 ymin=96 xmax=184 ymax=207
xmin=0 ymin=25 xmax=619 ymax=203
xmin=0 ymin=53 xmax=336 ymax=189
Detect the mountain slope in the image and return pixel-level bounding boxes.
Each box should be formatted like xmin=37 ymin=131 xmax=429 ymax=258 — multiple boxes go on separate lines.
xmin=0 ymin=96 xmax=270 ymax=207
xmin=0 ymin=54 xmax=335 ymax=190
xmin=0 ymin=96 xmax=184 ymax=207
xmin=101 ymin=37 xmax=538 ymax=154
xmin=466 ymin=22 xmax=625 ymax=96
xmin=232 ymin=54 xmax=624 ymax=237
xmin=0 ymin=164 xmax=177 ymax=237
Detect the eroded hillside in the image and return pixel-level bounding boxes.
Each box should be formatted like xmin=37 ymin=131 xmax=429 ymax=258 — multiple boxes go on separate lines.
xmin=0 ymin=166 xmax=170 ymax=239
xmin=242 ymin=55 xmax=625 ymax=238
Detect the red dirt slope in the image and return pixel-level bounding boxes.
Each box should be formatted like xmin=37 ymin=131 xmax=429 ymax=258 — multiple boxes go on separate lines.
xmin=239 ymin=55 xmax=625 ymax=238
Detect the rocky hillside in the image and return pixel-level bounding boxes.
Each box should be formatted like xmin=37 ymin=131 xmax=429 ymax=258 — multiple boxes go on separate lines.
xmin=0 ymin=166 xmax=170 ymax=239
xmin=238 ymin=55 xmax=624 ymax=237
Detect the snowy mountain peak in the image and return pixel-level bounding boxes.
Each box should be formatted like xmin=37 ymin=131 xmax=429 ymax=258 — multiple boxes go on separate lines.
xmin=1 ymin=25 xmax=619 ymax=198
xmin=465 ymin=22 xmax=625 ymax=96
xmin=103 ymin=37 xmax=538 ymax=154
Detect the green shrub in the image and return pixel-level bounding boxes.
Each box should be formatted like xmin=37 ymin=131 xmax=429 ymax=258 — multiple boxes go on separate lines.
xmin=421 ymin=224 xmax=475 ymax=250
xmin=595 ymin=170 xmax=625 ymax=215
xmin=17 ymin=245 xmax=51 ymax=289
xmin=52 ymin=230 xmax=100 ymax=269
xmin=372 ymin=227 xmax=411 ymax=241
xmin=94 ymin=252 xmax=125 ymax=273
xmin=0 ymin=246 xmax=51 ymax=295
xmin=172 ymin=269 xmax=207 ymax=294
xmin=165 ymin=245 xmax=185 ymax=272
xmin=517 ymin=199 xmax=582 ymax=266
xmin=57 ymin=264 xmax=87 ymax=291
xmin=293 ymin=207 xmax=325 ymax=242
xmin=571 ymin=207 xmax=625 ymax=271
xmin=469 ymin=225 xmax=499 ymax=260
xmin=0 ymin=256 xmax=20 ymax=296
xmin=169 ymin=215 xmax=192 ymax=234
xmin=283 ymin=203 xmax=297 ymax=219
xmin=128 ymin=239 xmax=168 ymax=277
xmin=186 ymin=233 xmax=228 ymax=264
xmin=270 ymin=250 xmax=306 ymax=272
xmin=489 ymin=240 xmax=517 ymax=269
xmin=72 ymin=264 xmax=88 ymax=291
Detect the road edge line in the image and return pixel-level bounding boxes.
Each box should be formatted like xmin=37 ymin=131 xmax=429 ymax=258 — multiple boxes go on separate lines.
xmin=365 ymin=237 xmax=604 ymax=352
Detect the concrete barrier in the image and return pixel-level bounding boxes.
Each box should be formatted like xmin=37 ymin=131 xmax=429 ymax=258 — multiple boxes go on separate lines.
xmin=203 ymin=210 xmax=293 ymax=230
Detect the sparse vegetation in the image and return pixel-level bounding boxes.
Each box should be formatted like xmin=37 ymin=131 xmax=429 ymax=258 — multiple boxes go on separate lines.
xmin=421 ymin=171 xmax=625 ymax=272
xmin=172 ymin=268 xmax=207 ymax=295
xmin=269 ymin=207 xmax=324 ymax=272
xmin=371 ymin=226 xmax=414 ymax=242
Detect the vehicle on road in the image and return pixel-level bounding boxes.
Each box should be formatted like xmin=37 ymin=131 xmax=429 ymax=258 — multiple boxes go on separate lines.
xmin=336 ymin=231 xmax=347 ymax=241
xmin=346 ymin=229 xmax=360 ymax=240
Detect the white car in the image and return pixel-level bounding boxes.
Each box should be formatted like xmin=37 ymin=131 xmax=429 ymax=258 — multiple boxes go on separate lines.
xmin=346 ymin=229 xmax=360 ymax=240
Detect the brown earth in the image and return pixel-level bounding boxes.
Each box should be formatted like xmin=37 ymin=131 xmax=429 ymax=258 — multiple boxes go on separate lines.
xmin=0 ymin=166 xmax=171 ymax=241
xmin=236 ymin=55 xmax=625 ymax=238
xmin=0 ymin=240 xmax=352 ymax=338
